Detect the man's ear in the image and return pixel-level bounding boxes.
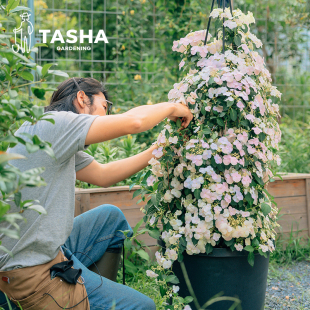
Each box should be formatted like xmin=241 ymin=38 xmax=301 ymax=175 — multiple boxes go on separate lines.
xmin=76 ymin=90 xmax=87 ymax=109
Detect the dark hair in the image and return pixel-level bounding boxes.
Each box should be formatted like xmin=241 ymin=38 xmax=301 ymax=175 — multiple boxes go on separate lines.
xmin=44 ymin=77 xmax=109 ymax=114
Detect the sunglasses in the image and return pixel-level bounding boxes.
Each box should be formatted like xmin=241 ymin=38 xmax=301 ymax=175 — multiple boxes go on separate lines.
xmin=72 ymin=77 xmax=113 ymax=115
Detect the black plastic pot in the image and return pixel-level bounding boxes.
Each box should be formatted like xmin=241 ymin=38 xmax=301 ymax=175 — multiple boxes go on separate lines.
xmin=158 ymin=240 xmax=269 ymax=310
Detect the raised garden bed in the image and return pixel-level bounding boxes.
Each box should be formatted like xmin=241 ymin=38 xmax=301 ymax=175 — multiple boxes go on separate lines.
xmin=75 ymin=173 xmax=310 ymax=253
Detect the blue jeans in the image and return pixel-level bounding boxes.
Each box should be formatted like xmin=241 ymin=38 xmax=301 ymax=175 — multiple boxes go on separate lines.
xmin=0 ymin=204 xmax=156 ymax=310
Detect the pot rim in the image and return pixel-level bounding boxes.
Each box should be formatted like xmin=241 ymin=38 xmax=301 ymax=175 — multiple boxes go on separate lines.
xmin=157 ymin=239 xmax=270 ymax=258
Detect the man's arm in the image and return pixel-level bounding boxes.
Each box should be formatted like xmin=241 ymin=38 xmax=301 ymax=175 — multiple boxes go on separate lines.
xmin=76 ymin=144 xmax=158 ymax=187
xmin=84 ymin=101 xmax=193 ymax=145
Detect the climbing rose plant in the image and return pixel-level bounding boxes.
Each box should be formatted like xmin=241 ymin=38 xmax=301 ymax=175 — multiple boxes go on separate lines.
xmin=134 ymin=7 xmax=282 ymax=309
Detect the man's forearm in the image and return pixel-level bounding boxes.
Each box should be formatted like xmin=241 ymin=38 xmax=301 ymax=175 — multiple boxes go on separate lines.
xmin=123 ymin=102 xmax=176 ymax=133
xmin=100 ymin=145 xmax=157 ymax=187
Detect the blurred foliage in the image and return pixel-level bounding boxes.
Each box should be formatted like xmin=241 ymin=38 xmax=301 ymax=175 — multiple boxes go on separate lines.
xmin=272 ymin=114 xmax=310 ymax=174
xmin=0 ymin=0 xmax=69 ymax=252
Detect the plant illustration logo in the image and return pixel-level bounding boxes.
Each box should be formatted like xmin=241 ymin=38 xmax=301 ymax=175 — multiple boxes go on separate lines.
xmin=12 ymin=12 xmax=34 ymax=54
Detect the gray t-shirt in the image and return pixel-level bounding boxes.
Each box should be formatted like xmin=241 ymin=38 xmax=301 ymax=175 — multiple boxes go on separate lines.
xmin=0 ymin=110 xmax=99 ymax=271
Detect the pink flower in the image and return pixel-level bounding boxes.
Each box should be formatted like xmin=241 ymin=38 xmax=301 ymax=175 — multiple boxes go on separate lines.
xmin=201 ymin=188 xmax=212 ymax=200
xmin=252 ymin=127 xmax=262 ymax=135
xmin=152 ymin=147 xmax=163 ymax=158
xmin=179 ymin=60 xmax=185 ymax=70
xmin=213 ymin=233 xmax=221 ymax=241
xmin=231 ymin=172 xmax=242 ymax=183
xmin=225 ymin=173 xmax=233 ymax=184
xmin=235 ymin=244 xmax=243 ymax=251
xmin=221 ymin=200 xmax=229 ymax=208
xmin=229 ymin=206 xmax=237 ymax=216
xmin=234 ymin=140 xmax=243 ymax=151
xmin=214 ymin=206 xmax=222 ymax=215
xmin=239 ymin=157 xmax=245 ymax=166
xmin=241 ymin=211 xmax=250 ymax=218
xmin=242 ymin=175 xmax=252 ymax=187
xmin=192 ymin=155 xmax=203 ymax=166
xmin=241 ymin=44 xmax=250 ymax=54
xmin=245 ymin=114 xmax=255 ymax=122
xmin=191 ymin=46 xmax=200 ymax=55
xmin=230 ymin=157 xmax=239 ymax=165
xmin=211 ymin=173 xmax=221 ymax=183
xmin=237 ymin=101 xmax=245 ymax=111
xmin=247 ymin=145 xmax=256 ymax=154
xmin=223 ymin=155 xmax=231 ymax=165
xmin=214 ymin=77 xmax=223 ymax=85
xmin=237 ymin=132 xmax=248 ymax=144
xmin=214 ymin=154 xmax=222 ymax=164
xmin=201 ymin=141 xmax=210 ymax=148
xmin=147 ymin=175 xmax=156 ymax=186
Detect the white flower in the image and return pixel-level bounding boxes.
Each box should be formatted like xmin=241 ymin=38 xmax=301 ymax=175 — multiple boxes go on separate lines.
xmin=149 ymin=216 xmax=156 ymax=226
xmin=235 ymin=244 xmax=243 ymax=251
xmin=146 ymin=270 xmax=159 ymax=278
xmin=224 ymin=20 xmax=237 ymax=29
xmin=163 ymin=190 xmax=173 ymax=202
xmin=162 ymin=259 xmax=172 ymax=269
xmin=171 ymin=188 xmax=182 ymax=198
xmin=173 ymin=285 xmax=180 ymax=293
xmin=169 ymin=136 xmax=178 ymax=144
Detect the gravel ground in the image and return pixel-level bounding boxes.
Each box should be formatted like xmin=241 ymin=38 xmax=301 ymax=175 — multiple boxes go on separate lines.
xmin=265 ymin=261 xmax=310 ymax=309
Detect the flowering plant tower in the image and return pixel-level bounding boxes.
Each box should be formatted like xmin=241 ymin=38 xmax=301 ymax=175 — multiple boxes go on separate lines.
xmin=138 ymin=3 xmax=282 ymax=307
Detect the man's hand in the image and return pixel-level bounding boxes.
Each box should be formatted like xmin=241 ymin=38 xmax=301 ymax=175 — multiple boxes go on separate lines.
xmin=167 ymin=102 xmax=194 ymax=129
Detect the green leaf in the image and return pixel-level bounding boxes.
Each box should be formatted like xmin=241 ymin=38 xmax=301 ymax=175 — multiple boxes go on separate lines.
xmin=0 ymin=201 xmax=10 ymax=217
xmin=194 ymin=189 xmax=200 ymax=200
xmin=124 ymin=259 xmax=138 ymax=275
xmin=136 ymin=249 xmax=150 ymax=261
xmin=6 ymin=0 xmax=20 ymax=12
xmin=245 ymin=192 xmax=254 ymax=206
xmin=18 ymin=71 xmax=33 ymax=81
xmin=148 ymin=228 xmax=160 ymax=240
xmin=0 ymin=228 xmax=19 ymax=239
xmin=216 ymin=118 xmax=225 ymax=127
xmin=247 ymin=252 xmax=255 ymax=267
xmin=41 ymin=63 xmax=57 ymax=77
xmin=234 ymin=35 xmax=242 ymax=46
xmin=230 ymin=109 xmax=237 ymax=121
xmin=27 ymin=204 xmax=47 ymax=215
xmin=176 ymin=118 xmax=182 ymax=128
xmin=0 ymin=152 xmax=25 ymax=164
xmin=261 ymin=203 xmax=271 ymax=216
xmin=252 ymin=238 xmax=259 ymax=247
xmin=258 ymin=132 xmax=266 ymax=142
xmin=14 ymin=192 xmax=22 ymax=208
xmin=46 ymin=70 xmax=69 ymax=78
xmin=159 ymin=285 xmax=167 ymax=297
xmin=132 ymin=189 xmax=142 ymax=199
xmin=0 ymin=245 xmax=13 ymax=256
xmin=184 ymin=296 xmax=194 ymax=303
xmin=214 ymin=18 xmax=222 ymax=31
xmin=166 ymin=275 xmax=179 ymax=284
xmin=129 ymin=183 xmax=136 ymax=191
xmin=133 ymin=218 xmax=144 ymax=235
xmin=205 ymin=243 xmax=213 ymax=254
xmin=203 ymin=128 xmax=211 ymax=135
xmin=244 ymin=245 xmax=254 ymax=252
xmin=224 ymin=239 xmax=235 ymax=247
xmin=10 ymin=5 xmax=31 ymax=13
xmin=32 ymin=88 xmax=46 ymax=100
xmin=25 ymin=142 xmax=40 ymax=153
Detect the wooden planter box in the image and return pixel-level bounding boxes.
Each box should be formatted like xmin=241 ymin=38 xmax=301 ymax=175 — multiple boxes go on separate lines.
xmin=75 ymin=173 xmax=310 ymax=251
